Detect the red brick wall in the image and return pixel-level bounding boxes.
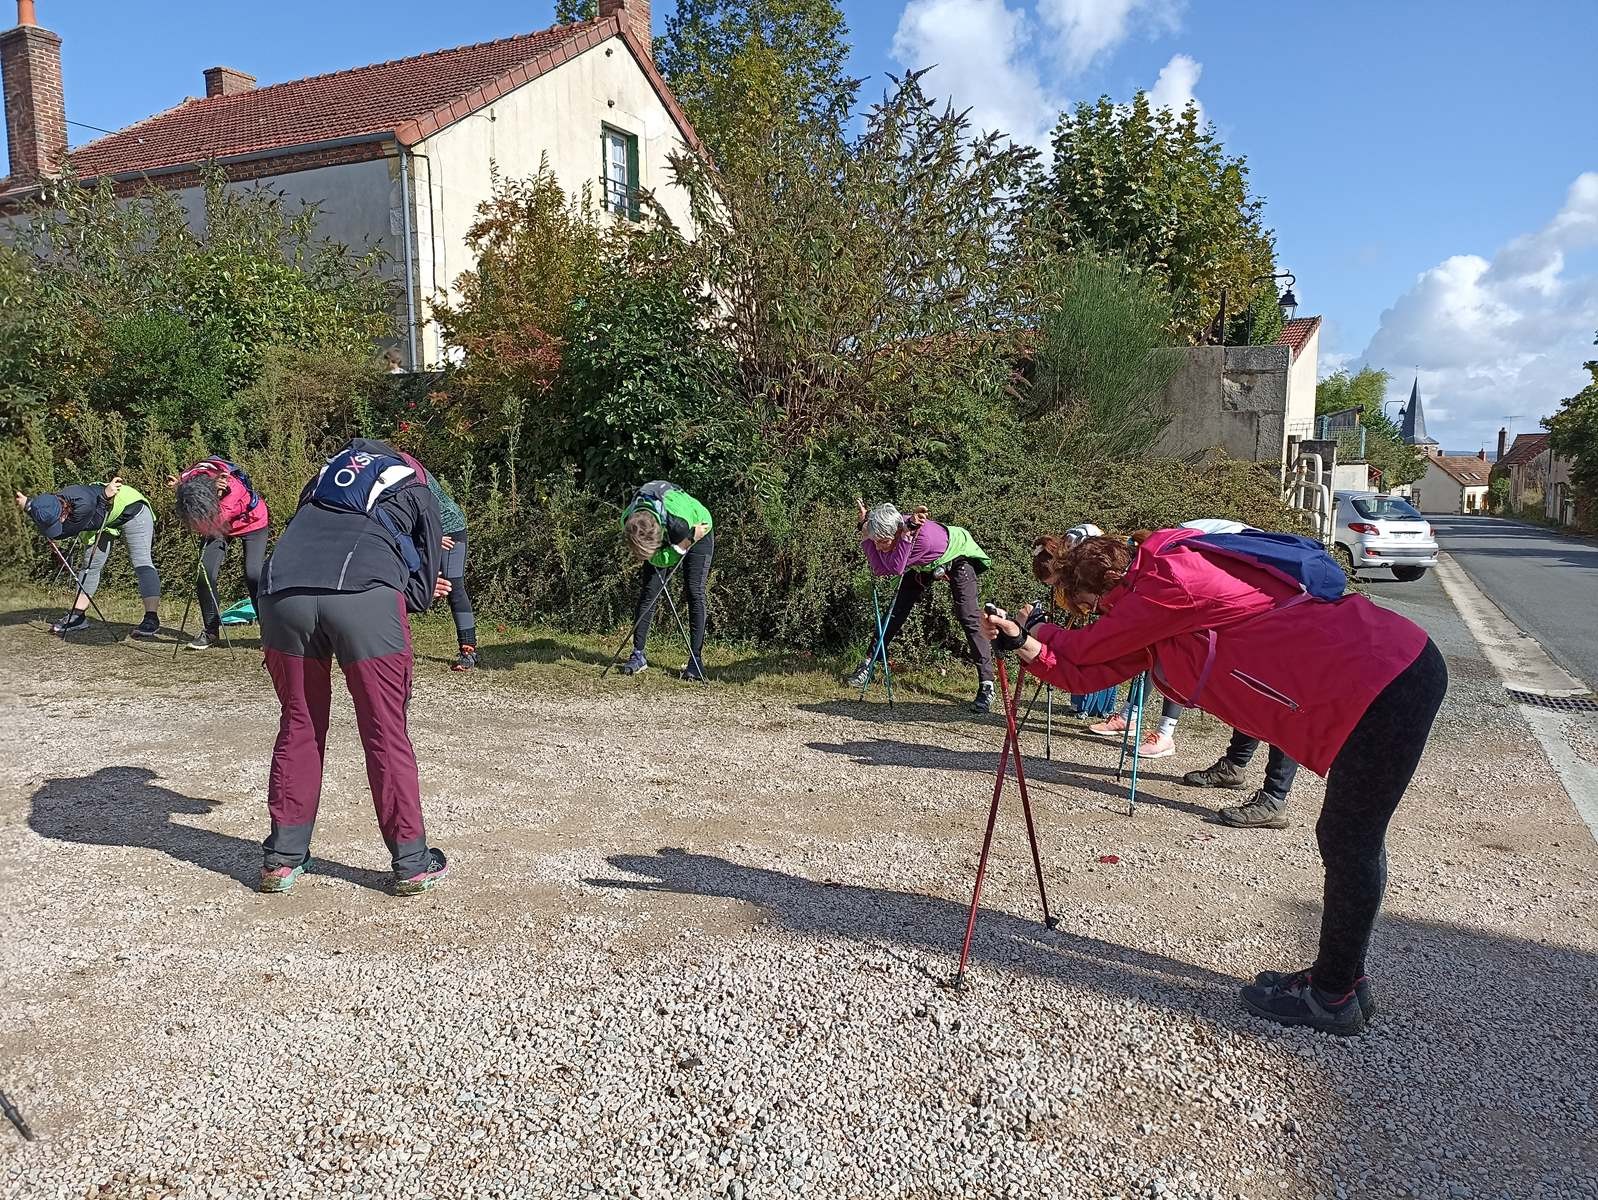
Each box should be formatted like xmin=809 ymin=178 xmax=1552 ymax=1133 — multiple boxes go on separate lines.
xmin=598 ymin=0 xmax=651 ymax=55
xmin=1 ymin=24 xmax=67 ymax=183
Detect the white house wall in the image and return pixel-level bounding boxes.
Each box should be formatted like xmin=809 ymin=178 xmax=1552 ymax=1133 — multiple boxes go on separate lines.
xmin=411 ymin=40 xmax=695 ymax=366
xmin=1285 ymin=325 xmax=1319 ymax=441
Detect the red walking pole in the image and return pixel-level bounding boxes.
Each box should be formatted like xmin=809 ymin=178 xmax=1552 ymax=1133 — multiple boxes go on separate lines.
xmin=952 ymin=655 xmax=1059 ymax=989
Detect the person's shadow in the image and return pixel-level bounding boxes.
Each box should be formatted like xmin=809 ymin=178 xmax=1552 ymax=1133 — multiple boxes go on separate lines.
xmin=587 ymin=847 xmax=1241 ymax=1021
xmin=28 ymin=767 xmax=389 ymax=892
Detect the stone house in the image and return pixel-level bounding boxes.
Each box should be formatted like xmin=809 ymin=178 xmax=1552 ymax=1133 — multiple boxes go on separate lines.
xmin=1417 ymin=451 xmax=1492 ymax=514
xmin=0 ymin=0 xmax=698 ymax=367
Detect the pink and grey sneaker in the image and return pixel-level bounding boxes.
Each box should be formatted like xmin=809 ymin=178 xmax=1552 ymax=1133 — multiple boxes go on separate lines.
xmin=1134 ymin=731 xmax=1175 ymax=759
xmin=1087 ymin=713 xmax=1131 ymax=738
xmin=259 ymin=860 xmax=308 ymax=894
xmin=394 ymin=848 xmax=448 ymax=897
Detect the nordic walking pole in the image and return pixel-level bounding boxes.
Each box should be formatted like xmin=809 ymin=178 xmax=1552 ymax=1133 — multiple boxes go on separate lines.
xmin=0 ymin=1086 xmax=34 ymax=1141
xmin=1126 ymin=674 xmax=1145 ymax=817
xmin=657 ymin=576 xmax=703 ymax=678
xmin=601 ymin=558 xmax=684 ymax=678
xmin=999 ymin=656 xmax=1057 ymax=931
xmin=1115 ymin=677 xmax=1137 ymax=782
xmin=196 ymin=549 xmax=238 ymax=662
xmin=39 ymin=532 xmax=115 ymax=630
xmin=859 ymin=579 xmax=898 ymax=704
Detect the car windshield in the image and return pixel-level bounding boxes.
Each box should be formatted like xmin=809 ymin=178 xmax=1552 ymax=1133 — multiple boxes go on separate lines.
xmin=1352 ymin=496 xmax=1423 ymax=521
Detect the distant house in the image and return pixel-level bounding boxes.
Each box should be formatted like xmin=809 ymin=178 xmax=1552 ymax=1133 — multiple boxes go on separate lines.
xmin=1417 ymin=451 xmax=1492 ymax=514
xmin=0 ymin=0 xmax=697 ymax=367
xmin=1276 ymin=315 xmax=1322 ymax=447
xmin=1491 ymin=431 xmax=1552 ymax=513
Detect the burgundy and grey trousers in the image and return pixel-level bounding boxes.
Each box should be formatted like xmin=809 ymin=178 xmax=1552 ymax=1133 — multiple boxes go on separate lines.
xmin=259 ymin=586 xmax=431 ymax=878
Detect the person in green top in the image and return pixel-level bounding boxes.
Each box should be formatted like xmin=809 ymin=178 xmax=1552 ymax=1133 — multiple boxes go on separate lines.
xmin=15 ymin=476 xmax=163 ymax=638
xmin=425 ymin=475 xmax=477 ymax=671
xmin=620 ymin=480 xmax=713 ymax=682
xmin=848 ymin=500 xmax=995 ymax=713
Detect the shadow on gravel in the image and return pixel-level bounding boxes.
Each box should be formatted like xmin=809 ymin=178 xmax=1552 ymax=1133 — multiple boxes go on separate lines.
xmin=589 ymin=847 xmax=1243 ymax=1019
xmin=27 ymin=767 xmax=390 ymax=893
xmin=803 ymin=738 xmax=1214 ymax=819
xmin=0 ymin=606 xmax=129 ymax=644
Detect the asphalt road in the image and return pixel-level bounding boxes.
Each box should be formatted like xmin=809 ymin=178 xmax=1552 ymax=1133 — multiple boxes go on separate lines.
xmin=1425 ymin=515 xmax=1598 ymax=690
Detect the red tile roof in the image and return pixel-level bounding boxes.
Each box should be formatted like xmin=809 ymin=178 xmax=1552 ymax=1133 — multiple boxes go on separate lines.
xmin=1432 ymin=455 xmax=1492 ymax=486
xmin=1495 ymin=432 xmax=1550 ymax=471
xmin=1274 ymin=315 xmax=1322 ymax=362
xmin=14 ymin=15 xmax=697 ymax=190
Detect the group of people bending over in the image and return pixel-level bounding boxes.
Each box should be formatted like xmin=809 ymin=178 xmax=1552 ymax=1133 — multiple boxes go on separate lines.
xmin=20 ymin=450 xmax=1446 ymax=1034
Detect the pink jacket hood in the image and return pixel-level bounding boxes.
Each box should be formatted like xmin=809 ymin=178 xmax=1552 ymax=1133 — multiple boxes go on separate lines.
xmin=1025 ymin=528 xmax=1429 ymax=775
xmin=180 ymin=460 xmax=270 ymax=538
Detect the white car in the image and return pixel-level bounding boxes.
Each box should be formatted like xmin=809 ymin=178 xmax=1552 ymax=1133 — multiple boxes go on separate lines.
xmin=1332 ymin=491 xmax=1439 ymax=581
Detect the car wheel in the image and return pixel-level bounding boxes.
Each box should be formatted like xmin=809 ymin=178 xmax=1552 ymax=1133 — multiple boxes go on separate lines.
xmin=1391 ymin=565 xmax=1428 ymax=582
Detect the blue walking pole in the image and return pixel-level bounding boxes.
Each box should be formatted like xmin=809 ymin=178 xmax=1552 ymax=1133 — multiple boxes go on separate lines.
xmin=1115 ymin=673 xmax=1147 ymax=815
xmin=859 ymin=576 xmax=899 ymax=706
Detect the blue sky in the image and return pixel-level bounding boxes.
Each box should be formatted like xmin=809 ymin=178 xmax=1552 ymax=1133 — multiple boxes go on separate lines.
xmin=10 ymin=0 xmax=1598 ymax=451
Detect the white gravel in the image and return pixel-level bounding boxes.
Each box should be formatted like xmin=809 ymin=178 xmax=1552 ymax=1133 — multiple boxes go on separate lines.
xmin=1 ymin=591 xmax=1595 ymax=1200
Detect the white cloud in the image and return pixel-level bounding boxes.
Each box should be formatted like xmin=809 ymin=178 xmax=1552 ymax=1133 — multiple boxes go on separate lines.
xmin=1147 ymin=52 xmax=1202 ymax=119
xmin=890 ymin=0 xmax=1063 ymax=148
xmin=1036 ymin=0 xmax=1185 ymax=73
xmin=1362 ymin=173 xmax=1598 ymax=451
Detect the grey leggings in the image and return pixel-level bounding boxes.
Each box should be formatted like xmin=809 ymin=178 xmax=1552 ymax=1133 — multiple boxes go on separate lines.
xmin=77 ymin=507 xmax=160 ymax=600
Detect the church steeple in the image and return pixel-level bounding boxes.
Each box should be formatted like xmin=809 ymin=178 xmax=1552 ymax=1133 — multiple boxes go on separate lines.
xmin=1401 ymin=374 xmax=1440 ymax=452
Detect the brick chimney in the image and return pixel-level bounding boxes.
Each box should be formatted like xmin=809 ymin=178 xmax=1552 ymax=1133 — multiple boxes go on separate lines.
xmin=1497 ymin=427 xmax=1507 ymax=461
xmin=1 ymin=0 xmax=67 ymax=185
xmin=599 ymin=0 xmax=651 ymax=56
xmin=204 ymin=66 xmax=256 ymax=97
xmin=1477 ymin=448 xmax=1487 ymax=461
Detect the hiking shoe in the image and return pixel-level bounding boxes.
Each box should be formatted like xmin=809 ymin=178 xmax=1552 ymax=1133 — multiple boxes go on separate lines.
xmin=969 ymin=680 xmax=994 ymax=714
xmin=1240 ymin=971 xmax=1367 ymax=1036
xmin=259 ymin=860 xmax=308 ymax=894
xmin=1135 ymin=732 xmax=1175 ymax=759
xmin=395 ymin=848 xmax=448 ymax=896
xmin=452 ymin=645 xmax=478 ymax=672
xmin=186 ymin=630 xmax=218 ymax=651
xmin=1182 ymin=758 xmax=1248 ymax=789
xmin=845 ymin=658 xmax=874 ymax=688
xmin=680 ymin=662 xmax=708 ymax=684
xmin=131 ymin=612 xmax=162 ymax=639
xmin=51 ymin=611 xmax=89 ymax=636
xmin=1088 ymin=713 xmax=1131 ymax=738
xmin=619 ymin=651 xmax=649 ymax=676
xmin=1255 ymin=969 xmax=1376 ymax=1022
xmin=1217 ymin=789 xmax=1291 ymax=829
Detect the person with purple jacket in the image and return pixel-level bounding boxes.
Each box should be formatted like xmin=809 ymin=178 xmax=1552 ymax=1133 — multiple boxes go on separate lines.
xmin=846 ymin=500 xmax=995 ymax=713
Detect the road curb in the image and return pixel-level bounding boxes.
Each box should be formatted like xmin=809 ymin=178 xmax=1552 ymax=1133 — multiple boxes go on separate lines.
xmin=1432 ymin=554 xmax=1589 ymax=697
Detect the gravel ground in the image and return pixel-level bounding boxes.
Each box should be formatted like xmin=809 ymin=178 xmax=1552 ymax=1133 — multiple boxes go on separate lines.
xmin=1 ymin=577 xmax=1595 ymax=1200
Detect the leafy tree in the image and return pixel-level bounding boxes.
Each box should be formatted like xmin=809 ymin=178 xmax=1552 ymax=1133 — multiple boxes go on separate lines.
xmin=553 ymin=0 xmax=597 ymax=22
xmin=1226 ymin=286 xmax=1284 ymax=346
xmin=1026 ymin=251 xmax=1180 ymax=462
xmin=1543 ymin=332 xmax=1598 ymax=509
xmin=1316 ymin=366 xmax=1425 ymax=488
xmin=1039 ymin=94 xmax=1276 ymax=342
xmin=659 ymin=0 xmax=856 ymax=171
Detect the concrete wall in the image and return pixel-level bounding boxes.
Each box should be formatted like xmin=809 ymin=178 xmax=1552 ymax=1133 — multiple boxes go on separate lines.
xmin=1151 ymin=344 xmax=1292 ymax=466
xmin=411 ymin=38 xmax=695 ymax=365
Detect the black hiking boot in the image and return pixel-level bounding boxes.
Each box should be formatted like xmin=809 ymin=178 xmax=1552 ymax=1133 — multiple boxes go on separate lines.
xmin=1254 ymin=969 xmax=1376 ymax=1022
xmin=51 ymin=611 xmax=88 ymax=636
xmin=130 ymin=612 xmax=161 ymax=640
xmin=1181 ymin=758 xmax=1247 ymax=789
xmin=969 ymin=680 xmax=994 ymax=714
xmin=1241 ymin=970 xmax=1368 ymax=1036
xmin=1217 ymin=789 xmax=1291 ymax=829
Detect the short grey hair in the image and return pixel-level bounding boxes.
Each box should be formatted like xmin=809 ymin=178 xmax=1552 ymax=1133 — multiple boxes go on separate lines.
xmin=864 ymin=502 xmax=903 ymax=541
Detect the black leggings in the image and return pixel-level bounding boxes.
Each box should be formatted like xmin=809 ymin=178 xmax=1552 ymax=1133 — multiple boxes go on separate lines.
xmin=440 ymin=534 xmax=475 ymax=646
xmin=198 ymin=529 xmax=267 ymax=633
xmin=633 ymin=531 xmax=713 ymax=660
xmin=1312 ymin=638 xmax=1448 ymax=993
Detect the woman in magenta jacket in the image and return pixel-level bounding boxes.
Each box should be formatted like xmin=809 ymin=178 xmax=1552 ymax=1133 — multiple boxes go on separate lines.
xmin=981 ymin=527 xmax=1447 ymax=1035
xmin=170 ymin=458 xmax=271 ymax=650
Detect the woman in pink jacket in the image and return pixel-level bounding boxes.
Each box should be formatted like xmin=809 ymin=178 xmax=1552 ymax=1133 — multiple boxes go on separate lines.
xmin=981 ymin=528 xmax=1447 ymax=1035
xmin=171 ymin=458 xmax=271 ymax=651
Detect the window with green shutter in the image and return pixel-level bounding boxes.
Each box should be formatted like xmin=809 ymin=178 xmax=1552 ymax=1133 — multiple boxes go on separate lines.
xmin=601 ymin=125 xmax=640 ymax=221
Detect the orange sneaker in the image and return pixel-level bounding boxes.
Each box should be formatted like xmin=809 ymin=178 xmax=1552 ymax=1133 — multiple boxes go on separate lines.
xmin=1135 ymin=732 xmax=1175 ymax=760
xmin=1088 ymin=713 xmax=1131 ymax=738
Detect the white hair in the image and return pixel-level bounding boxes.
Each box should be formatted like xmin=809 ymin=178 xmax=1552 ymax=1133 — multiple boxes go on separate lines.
xmin=864 ymin=502 xmax=903 ymax=542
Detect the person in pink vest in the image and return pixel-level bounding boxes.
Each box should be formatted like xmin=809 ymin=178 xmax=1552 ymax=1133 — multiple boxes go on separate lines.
xmin=170 ymin=458 xmax=271 ymax=651
xmin=981 ymin=528 xmax=1446 ymax=1035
